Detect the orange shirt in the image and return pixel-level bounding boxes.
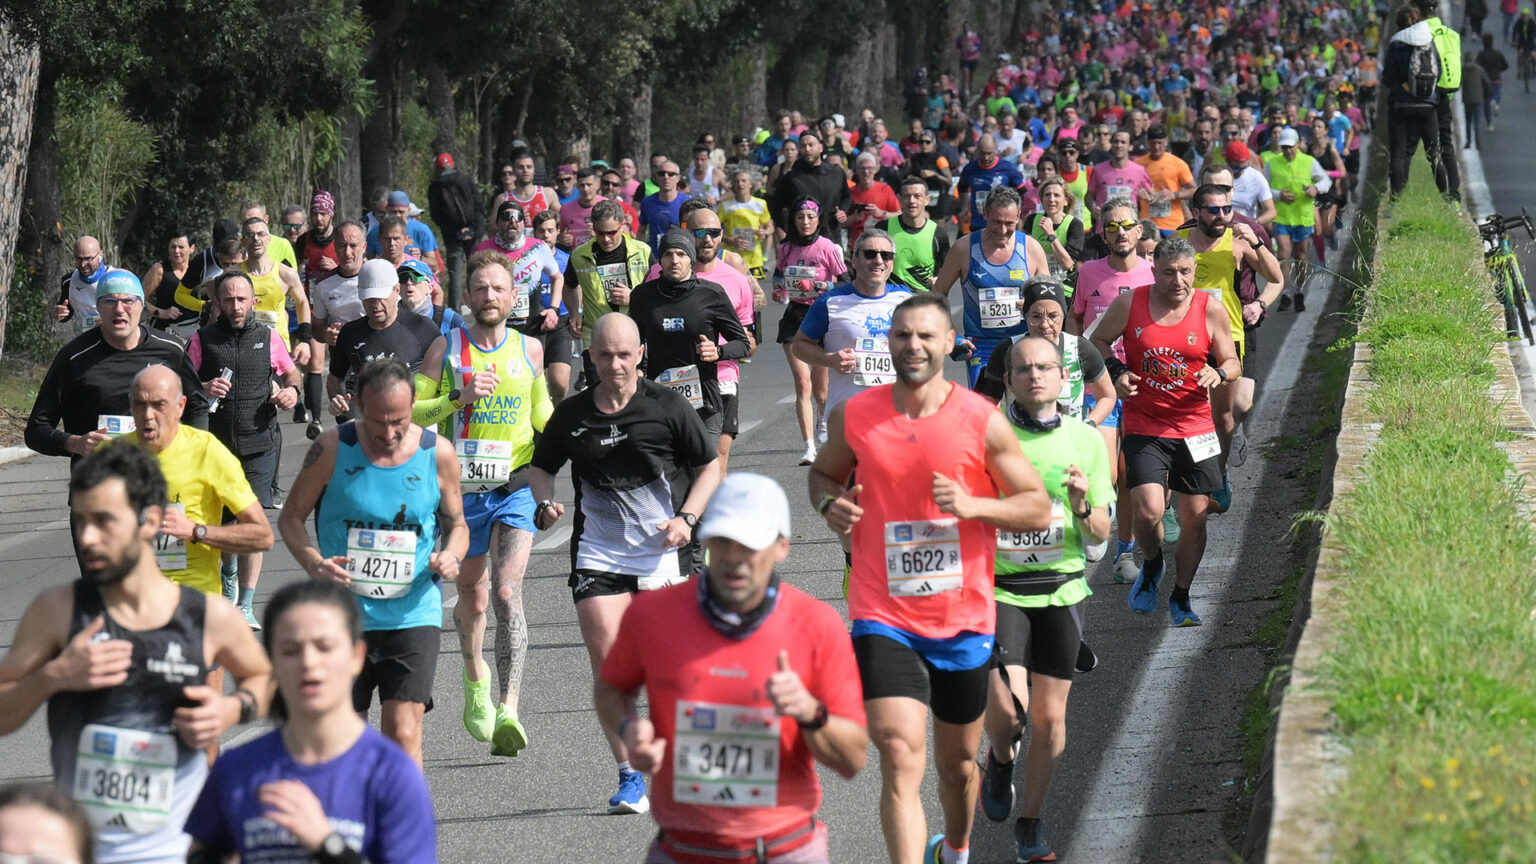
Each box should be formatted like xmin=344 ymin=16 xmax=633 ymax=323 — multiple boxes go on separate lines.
xmin=1134 ymin=152 xmax=1194 ymax=232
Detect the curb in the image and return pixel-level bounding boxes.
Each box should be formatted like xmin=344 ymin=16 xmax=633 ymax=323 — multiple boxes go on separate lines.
xmin=0 ymin=446 xmax=37 ymax=467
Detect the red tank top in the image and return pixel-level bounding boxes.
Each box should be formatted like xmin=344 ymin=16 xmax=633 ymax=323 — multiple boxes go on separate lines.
xmin=507 ymin=186 xmax=553 ymax=221
xmin=296 ymin=232 xmax=338 ymax=288
xmin=1121 ymin=286 xmax=1215 ymax=438
xmin=844 ymin=383 xmax=999 ymax=639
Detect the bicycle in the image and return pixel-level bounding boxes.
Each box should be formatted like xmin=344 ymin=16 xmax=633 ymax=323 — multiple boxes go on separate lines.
xmin=1480 ymin=209 xmax=1536 ymax=345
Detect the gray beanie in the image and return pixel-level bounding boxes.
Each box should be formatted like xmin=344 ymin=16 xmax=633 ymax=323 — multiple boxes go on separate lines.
xmin=659 ymin=227 xmax=697 ymax=259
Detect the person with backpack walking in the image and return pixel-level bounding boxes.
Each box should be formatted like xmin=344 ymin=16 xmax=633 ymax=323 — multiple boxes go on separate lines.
xmin=1385 ymin=6 xmax=1449 ymax=199
xmin=1421 ymin=1 xmax=1464 ymax=200
xmin=429 ymin=152 xmax=486 ymax=312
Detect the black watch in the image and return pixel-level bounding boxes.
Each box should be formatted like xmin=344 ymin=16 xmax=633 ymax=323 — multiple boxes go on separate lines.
xmin=1215 ymin=367 xmax=1228 ymax=382
xmin=679 ymin=512 xmax=698 ymax=528
xmin=315 ymin=832 xmax=349 ymax=863
xmin=1073 ymin=502 xmax=1092 ymax=521
xmin=797 ymin=701 xmax=829 ymax=731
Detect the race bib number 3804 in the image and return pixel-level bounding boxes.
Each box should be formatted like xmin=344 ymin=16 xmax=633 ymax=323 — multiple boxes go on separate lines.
xmin=883 ymin=518 xmax=964 ymax=596
xmin=74 ymin=724 xmax=176 ymax=834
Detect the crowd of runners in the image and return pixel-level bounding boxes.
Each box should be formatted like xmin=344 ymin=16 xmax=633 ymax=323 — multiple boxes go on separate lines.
xmin=0 ymin=0 xmax=1417 ymax=861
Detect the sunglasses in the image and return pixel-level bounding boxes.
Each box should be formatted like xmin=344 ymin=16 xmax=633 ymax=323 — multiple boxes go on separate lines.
xmin=657 ymin=170 xmax=679 ymax=177
xmin=556 ymin=175 xmax=575 ymax=182
xmin=1203 ymin=204 xmax=1233 ymax=215
xmin=692 ymin=227 xmax=723 ymax=239
xmin=282 ymin=222 xmax=304 ymax=231
xmin=858 ymin=249 xmax=896 ymax=261
xmin=399 ymin=273 xmax=429 ymax=284
xmin=500 ymin=170 xmax=515 ymax=176
xmin=1103 ymin=219 xmax=1141 ymax=232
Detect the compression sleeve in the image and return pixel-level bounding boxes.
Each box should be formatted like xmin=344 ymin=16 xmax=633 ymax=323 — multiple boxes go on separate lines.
xmin=174 ymin=282 xmax=207 ymax=312
xmin=412 ymin=372 xmax=458 ymax=427
xmin=530 ymin=375 xmax=553 ymax=433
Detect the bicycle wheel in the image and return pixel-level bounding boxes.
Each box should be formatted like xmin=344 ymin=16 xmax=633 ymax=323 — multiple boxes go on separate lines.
xmin=1509 ymin=257 xmax=1536 ymax=345
xmin=1494 ymin=260 xmax=1519 ymax=340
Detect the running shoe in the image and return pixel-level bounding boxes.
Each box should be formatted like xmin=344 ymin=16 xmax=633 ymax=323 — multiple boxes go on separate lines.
xmin=220 ymin=562 xmax=237 ymax=605
xmin=816 ymin=418 xmax=829 ymax=445
xmin=1294 ymin=292 xmax=1306 ymax=313
xmin=462 ymin=666 xmax=494 ymax=742
xmin=1085 ymin=537 xmax=1108 ymax=562
xmin=1014 ymin=819 xmax=1058 ymax=862
xmin=491 ymin=703 xmax=528 ymax=757
xmin=1161 ymin=504 xmax=1181 ymax=545
xmin=1169 ymin=595 xmax=1203 ymax=627
xmin=1210 ymin=473 xmax=1232 ymax=514
xmin=1113 ymin=551 xmax=1139 ymax=585
xmin=1278 ymin=294 xmax=1293 ymax=312
xmin=608 ymin=770 xmax=650 ymax=815
xmin=798 ymin=442 xmax=817 ymax=466
xmin=1128 ymin=556 xmax=1164 ymax=615
xmin=306 ymin=419 xmax=324 ymax=441
xmin=1229 ymin=424 xmax=1249 ymax=468
xmin=978 ymin=749 xmax=1016 ymax=822
xmin=240 ymin=604 xmax=261 ymax=632
xmin=924 ymin=834 xmax=946 ymax=863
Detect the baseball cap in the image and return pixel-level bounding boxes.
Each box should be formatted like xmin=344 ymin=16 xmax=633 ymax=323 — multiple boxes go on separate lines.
xmin=387 ymin=190 xmax=411 ymax=207
xmin=1223 ymin=141 xmax=1252 ymax=164
xmin=396 ymin=259 xmax=434 ymax=284
xmin=96 ymin=269 xmax=144 ymax=302
xmin=434 ymin=152 xmax=454 ymax=169
xmin=697 ymin=473 xmax=791 ymax=551
xmin=358 ymin=258 xmax=399 ymax=300
xmin=1277 ymin=127 xmax=1300 ymax=147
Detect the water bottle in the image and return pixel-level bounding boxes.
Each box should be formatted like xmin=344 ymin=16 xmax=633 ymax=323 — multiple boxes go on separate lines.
xmin=208 ymin=367 xmax=234 ymax=413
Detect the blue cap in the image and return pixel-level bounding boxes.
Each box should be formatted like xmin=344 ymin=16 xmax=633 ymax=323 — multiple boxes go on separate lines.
xmin=387 ymin=190 xmax=411 ymax=207
xmin=96 ymin=269 xmax=144 ymax=302
xmin=396 ymin=259 xmax=433 ymax=283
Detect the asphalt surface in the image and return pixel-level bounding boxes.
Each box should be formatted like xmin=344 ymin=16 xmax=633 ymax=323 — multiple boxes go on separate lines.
xmin=0 ymin=211 xmax=1355 ymax=860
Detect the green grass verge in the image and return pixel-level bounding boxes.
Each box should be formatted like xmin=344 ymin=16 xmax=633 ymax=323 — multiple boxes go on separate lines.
xmin=1323 ymin=172 xmax=1536 ymax=861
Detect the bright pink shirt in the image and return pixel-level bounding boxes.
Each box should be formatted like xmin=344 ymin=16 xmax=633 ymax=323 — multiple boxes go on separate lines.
xmin=1073 ymin=256 xmax=1154 ymax=362
xmin=559 ymin=196 xmax=607 ymax=247
xmin=1086 ymin=160 xmax=1155 ymax=210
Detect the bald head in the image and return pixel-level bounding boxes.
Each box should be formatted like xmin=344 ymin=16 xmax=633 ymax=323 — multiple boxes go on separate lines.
xmin=129 ymin=365 xmax=185 ymax=451
xmin=132 ymin=364 xmax=183 ymax=398
xmin=75 ymin=236 xmax=101 ymax=257
xmin=73 ymin=236 xmax=102 ymax=277
xmin=591 ymin=313 xmax=640 ymax=352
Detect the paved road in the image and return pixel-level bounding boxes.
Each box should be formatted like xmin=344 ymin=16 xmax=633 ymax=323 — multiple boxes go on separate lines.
xmin=0 ymin=224 xmax=1352 ymax=860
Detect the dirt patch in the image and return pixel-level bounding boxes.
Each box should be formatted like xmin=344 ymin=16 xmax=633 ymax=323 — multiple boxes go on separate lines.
xmin=0 ymin=357 xmax=48 ymax=448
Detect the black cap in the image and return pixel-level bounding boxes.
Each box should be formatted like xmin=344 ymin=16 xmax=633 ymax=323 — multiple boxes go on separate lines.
xmin=212 ymin=218 xmax=240 ymax=246
xmin=1023 ymin=278 xmax=1066 ymax=313
xmin=659 ymin=227 xmax=696 ymax=259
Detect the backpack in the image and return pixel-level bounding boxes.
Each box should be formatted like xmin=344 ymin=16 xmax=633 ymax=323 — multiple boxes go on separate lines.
xmin=1406 ymin=40 xmax=1442 ymax=100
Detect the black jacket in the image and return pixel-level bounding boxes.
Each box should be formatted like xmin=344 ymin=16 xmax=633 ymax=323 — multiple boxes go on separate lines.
xmin=771 ymin=160 xmax=853 ymax=240
xmin=429 ymin=169 xmax=484 ymax=240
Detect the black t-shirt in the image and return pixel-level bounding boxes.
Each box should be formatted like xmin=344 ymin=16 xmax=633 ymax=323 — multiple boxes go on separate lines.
xmin=331 ymin=311 xmax=443 ymax=392
xmin=626 ymin=277 xmax=752 ymax=416
xmin=976 ymin=333 xmax=1107 ymax=403
xmin=532 ymin=379 xmax=714 ymax=575
xmin=563 ymin=242 xmax=630 ymax=291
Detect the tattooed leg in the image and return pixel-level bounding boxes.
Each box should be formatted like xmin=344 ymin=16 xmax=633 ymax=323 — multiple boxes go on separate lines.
xmin=490 ymin=522 xmax=534 ymax=711
xmin=455 ymin=554 xmax=491 ymax=681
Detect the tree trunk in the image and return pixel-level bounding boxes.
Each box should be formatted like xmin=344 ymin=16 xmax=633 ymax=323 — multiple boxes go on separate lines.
xmin=824 ymin=20 xmax=898 ymax=118
xmin=359 ymin=57 xmax=396 ymax=201
xmin=0 ymin=18 xmax=41 ymax=359
xmin=739 ymin=43 xmax=768 ymax=136
xmin=317 ymin=113 xmax=363 ymax=221
xmin=611 ymin=83 xmax=652 ymax=164
xmin=425 ymin=62 xmax=457 ymax=159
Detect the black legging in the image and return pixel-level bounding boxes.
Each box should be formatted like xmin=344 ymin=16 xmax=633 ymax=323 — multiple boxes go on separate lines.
xmin=1388 ymin=105 xmax=1448 ymax=198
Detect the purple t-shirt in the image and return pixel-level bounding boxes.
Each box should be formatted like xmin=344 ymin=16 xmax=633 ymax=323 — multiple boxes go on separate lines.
xmin=186 ymin=726 xmax=436 ymax=863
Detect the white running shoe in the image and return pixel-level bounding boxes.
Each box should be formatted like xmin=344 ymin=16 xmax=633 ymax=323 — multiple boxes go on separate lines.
xmin=1230 ymin=424 xmax=1249 ymax=468
xmin=798 ymin=441 xmax=817 ymax=466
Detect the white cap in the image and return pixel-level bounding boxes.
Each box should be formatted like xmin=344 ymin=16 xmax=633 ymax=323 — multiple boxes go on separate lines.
xmin=358 ymin=258 xmax=399 ymax=301
xmin=1276 ymin=127 xmax=1300 ymax=147
xmin=832 ymin=113 xmax=846 ymax=128
xmin=696 ymin=473 xmax=791 ymax=551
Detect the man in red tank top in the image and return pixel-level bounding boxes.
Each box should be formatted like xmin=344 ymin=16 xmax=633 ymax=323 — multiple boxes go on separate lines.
xmin=808 ymin=293 xmax=1050 ymax=864
xmin=1088 ymin=237 xmax=1240 ymax=627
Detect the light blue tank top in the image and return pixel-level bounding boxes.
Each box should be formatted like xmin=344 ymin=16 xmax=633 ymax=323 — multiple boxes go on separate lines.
xmin=961 ymin=231 xmax=1032 ymax=343
xmin=318 ymin=424 xmax=442 ymax=631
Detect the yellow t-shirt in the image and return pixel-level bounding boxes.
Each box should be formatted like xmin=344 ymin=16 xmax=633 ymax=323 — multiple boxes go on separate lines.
xmin=104 ymin=427 xmax=259 ymax=594
xmin=716 ymin=197 xmax=773 ymax=272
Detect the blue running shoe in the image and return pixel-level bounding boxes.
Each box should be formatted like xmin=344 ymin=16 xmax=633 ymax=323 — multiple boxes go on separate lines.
xmin=925 ymin=834 xmax=946 ymax=863
xmin=1210 ymin=473 xmax=1232 ymax=514
xmin=1014 ymin=819 xmax=1058 ymax=862
xmin=978 ymin=749 xmax=1015 ymax=822
xmin=1170 ymin=595 xmax=1203 ymax=627
xmin=1128 ymin=556 xmax=1164 ymax=614
xmin=608 ymin=770 xmax=649 ymax=815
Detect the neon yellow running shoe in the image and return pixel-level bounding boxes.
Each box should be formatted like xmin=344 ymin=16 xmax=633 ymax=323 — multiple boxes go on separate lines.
xmin=491 ymin=703 xmax=528 ymax=757
xmin=462 ymin=666 xmax=494 ymax=742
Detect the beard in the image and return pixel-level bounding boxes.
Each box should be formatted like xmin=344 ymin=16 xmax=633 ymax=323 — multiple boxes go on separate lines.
xmin=474 ymin=304 xmax=508 ymax=326
xmin=1200 ymin=220 xmax=1226 ymax=238
xmin=80 ymin=540 xmax=141 ymax=587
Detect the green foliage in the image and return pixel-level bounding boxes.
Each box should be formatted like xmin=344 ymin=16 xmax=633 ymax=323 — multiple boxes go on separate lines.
xmin=54 ymin=77 xmax=156 ymax=261
xmin=1323 ymin=172 xmax=1536 ymax=861
xmin=2 ymin=264 xmax=65 ymax=364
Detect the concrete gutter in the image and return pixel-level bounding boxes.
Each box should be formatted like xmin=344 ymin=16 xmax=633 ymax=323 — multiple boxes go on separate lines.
xmin=0 ymin=446 xmax=37 ymax=467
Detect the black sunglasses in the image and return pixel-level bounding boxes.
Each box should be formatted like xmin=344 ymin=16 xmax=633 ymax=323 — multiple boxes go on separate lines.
xmin=859 ymin=249 xmax=895 ymax=261
xmin=692 ymin=228 xmax=723 ymax=239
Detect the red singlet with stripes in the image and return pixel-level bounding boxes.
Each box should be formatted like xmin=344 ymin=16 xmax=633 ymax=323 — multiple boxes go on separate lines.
xmin=1120 ymin=286 xmax=1215 ymax=439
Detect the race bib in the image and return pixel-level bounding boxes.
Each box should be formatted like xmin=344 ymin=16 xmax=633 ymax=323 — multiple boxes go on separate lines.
xmin=927 ymin=188 xmax=941 ymax=207
xmin=74 ymin=724 xmax=176 ymax=833
xmin=511 ymin=288 xmax=531 ymax=321
xmin=731 ymin=227 xmax=755 ymax=244
xmin=1106 ymin=184 xmax=1132 ymax=201
xmin=252 ymin=309 xmax=281 ymax=329
xmin=658 ymin=364 xmax=704 ymax=409
xmin=719 ymin=379 xmax=738 ymax=396
xmin=456 ymin=438 xmax=513 ymax=492
xmin=972 ymin=190 xmax=990 ymax=212
xmin=1203 ymin=287 xmax=1224 ymax=304
xmin=978 ymin=286 xmax=1023 ymax=329
xmin=78 ymin=312 xmax=101 ymax=333
xmin=784 ymin=265 xmax=820 ymax=302
xmin=884 ymin=518 xmax=964 ymax=596
xmin=852 ymin=337 xmax=894 ymax=387
xmin=597 ymin=263 xmax=628 ymax=306
xmin=345 ymin=527 xmax=418 ymax=599
xmin=1149 ymin=197 xmax=1173 ymax=219
xmin=1186 ymin=430 xmax=1221 ymax=461
xmin=98 ymin=415 xmax=136 ymax=438
xmin=998 ymin=501 xmax=1067 ymax=565
xmin=673 ymin=700 xmax=780 ymax=808
xmin=154 ymin=503 xmax=187 ymax=571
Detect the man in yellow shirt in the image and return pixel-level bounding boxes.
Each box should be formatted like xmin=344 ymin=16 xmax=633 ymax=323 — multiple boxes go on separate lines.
xmin=108 ymin=365 xmax=274 ymax=603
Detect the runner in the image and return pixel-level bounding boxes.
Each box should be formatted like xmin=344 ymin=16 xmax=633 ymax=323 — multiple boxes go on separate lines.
xmin=1222 ymin=143 xmax=1277 ymax=227
xmin=883 ymin=176 xmax=950 ymax=292
xmin=531 ymin=312 xmax=722 ymax=815
xmin=53 ymin=236 xmax=109 ymax=337
xmin=239 ymin=216 xmax=314 ymax=362
xmin=529 ymin=209 xmax=577 ymax=400
xmin=366 ymin=192 xmax=443 ymax=276
xmin=1263 ymin=128 xmax=1330 ymax=311
xmin=931 ymin=186 xmax=1051 ymax=387
xmin=773 ymin=199 xmax=848 ymax=464
xmin=559 ymin=167 xmax=607 ymax=249
xmin=293 ymin=192 xmax=341 ymax=428
xmin=428 ymin=152 xmax=485 ymax=312
xmin=976 ymin=336 xmax=1113 ymax=863
xmin=308 ymin=221 xmax=369 ymax=439
xmin=327 ymin=260 xmax=446 ymax=420
xmin=595 ymin=473 xmax=868 ymax=864
xmin=1085 ymin=131 xmax=1156 ymax=220
xmin=143 ymin=229 xmax=208 ymax=339
xmin=0 ymin=784 xmax=93 ymax=864
xmin=771 ymin=132 xmax=852 ymax=241
xmin=0 ymin=445 xmax=271 ymax=864
xmin=27 ymin=270 xmax=209 ymax=465
xmin=398 ymin=258 xmax=468 ymax=338
xmin=849 ymin=152 xmax=901 ymax=248
xmin=412 ymin=252 xmax=553 ymax=758
xmin=1088 ymin=238 xmax=1241 ymax=627
xmin=1133 ymin=125 xmax=1196 ymax=236
xmin=639 ymin=161 xmax=693 ymax=255
xmin=474 ymin=201 xmax=560 ymax=336
xmin=1021 ymin=178 xmax=1084 ymax=281
xmin=490 ymin=150 xmax=560 ymax=228
xmin=1177 ymin=183 xmax=1282 ymax=512
xmin=956 ymin=134 xmax=1025 ymax=232
xmin=185 ymin=580 xmax=436 ymax=864
xmin=807 ymin=292 xmax=1049 ymax=864
xmin=278 ymin=357 xmax=469 ymax=767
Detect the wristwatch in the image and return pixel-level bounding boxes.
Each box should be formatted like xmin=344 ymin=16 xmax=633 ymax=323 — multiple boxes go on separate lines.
xmin=1045 ymin=233 xmax=1058 ymax=243
xmin=315 ymin=832 xmax=348 ymax=863
xmin=679 ymin=512 xmax=698 ymax=528
xmin=1257 ymin=298 xmax=1269 ymax=313
xmin=448 ymin=388 xmax=464 ymax=407
xmin=816 ymin=493 xmax=839 ymax=516
xmin=1215 ymin=367 xmax=1229 ymax=382
xmin=1072 ymin=502 xmax=1092 ymax=521
xmin=797 ymin=701 xmax=829 ymax=731
xmin=192 ymin=524 xmax=209 ymax=542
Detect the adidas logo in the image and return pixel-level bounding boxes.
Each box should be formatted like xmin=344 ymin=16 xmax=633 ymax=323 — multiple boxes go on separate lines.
xmin=106 ymin=813 xmax=128 ymax=828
